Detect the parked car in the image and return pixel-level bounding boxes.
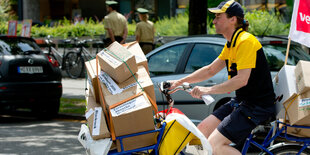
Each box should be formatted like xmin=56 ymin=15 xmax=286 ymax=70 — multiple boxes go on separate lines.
xmin=0 ymin=35 xmax=62 ymax=118
xmin=146 ymin=35 xmax=310 ymax=124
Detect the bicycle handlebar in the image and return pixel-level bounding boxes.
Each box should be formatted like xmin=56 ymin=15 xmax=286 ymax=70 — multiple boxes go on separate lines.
xmin=160 ymin=81 xmax=215 ymax=106
xmin=44 ymin=36 xmax=104 ymax=47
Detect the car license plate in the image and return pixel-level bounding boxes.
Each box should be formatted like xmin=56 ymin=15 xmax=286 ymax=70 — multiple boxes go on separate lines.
xmin=18 ymin=66 xmax=43 ymax=74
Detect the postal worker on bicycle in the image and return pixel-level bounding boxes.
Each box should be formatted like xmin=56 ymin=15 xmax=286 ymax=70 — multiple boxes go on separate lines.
xmin=169 ymin=0 xmax=276 ymax=154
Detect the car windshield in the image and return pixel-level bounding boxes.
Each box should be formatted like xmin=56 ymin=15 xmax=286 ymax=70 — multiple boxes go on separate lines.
xmin=263 ymin=44 xmax=310 ymax=71
xmin=0 ymin=38 xmax=41 ymax=55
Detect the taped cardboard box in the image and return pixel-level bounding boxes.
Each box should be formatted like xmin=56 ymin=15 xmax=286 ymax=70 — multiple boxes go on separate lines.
xmin=123 ymin=41 xmax=149 ymax=73
xmin=283 ymin=90 xmax=310 ymax=125
xmin=295 ymin=60 xmax=310 ymax=94
xmin=86 ymin=93 xmax=110 ymax=140
xmin=85 ymin=59 xmax=100 ymax=102
xmin=273 ymin=65 xmax=297 ymax=118
xmin=108 ymin=92 xmax=156 ymax=151
xmin=97 ymin=41 xmax=138 ymax=84
xmin=279 ymin=119 xmax=310 ymax=138
xmin=99 ymin=66 xmax=156 ymax=104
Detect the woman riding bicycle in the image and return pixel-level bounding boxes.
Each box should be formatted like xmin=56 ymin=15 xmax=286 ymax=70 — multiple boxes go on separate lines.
xmin=168 ymin=1 xmax=275 ymax=154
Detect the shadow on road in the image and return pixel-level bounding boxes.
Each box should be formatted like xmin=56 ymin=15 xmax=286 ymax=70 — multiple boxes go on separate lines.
xmin=0 ymin=114 xmax=85 ymax=154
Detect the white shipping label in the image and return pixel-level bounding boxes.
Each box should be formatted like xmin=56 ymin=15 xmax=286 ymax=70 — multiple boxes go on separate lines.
xmin=99 ymin=71 xmax=122 ymax=95
xmin=299 ymin=98 xmax=310 ymax=107
xmin=87 ymin=77 xmax=94 ymax=91
xmin=110 ymin=95 xmax=148 ymax=117
xmin=87 ymin=77 xmax=92 ymax=85
xmin=85 ymin=108 xmax=94 ymax=119
xmin=92 ymin=107 xmax=102 ymax=136
xmin=99 ymin=50 xmax=121 ymax=66
xmin=121 ymin=80 xmax=143 ymax=91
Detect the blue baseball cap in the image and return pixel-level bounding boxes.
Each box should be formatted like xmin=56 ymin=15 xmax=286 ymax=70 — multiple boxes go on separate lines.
xmin=208 ymin=0 xmax=244 ymax=18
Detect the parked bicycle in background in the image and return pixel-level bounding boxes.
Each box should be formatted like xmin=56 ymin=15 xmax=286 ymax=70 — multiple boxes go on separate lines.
xmin=43 ymin=35 xmax=76 ymax=78
xmin=43 ymin=36 xmax=103 ymax=79
xmin=65 ymin=38 xmax=103 ymax=78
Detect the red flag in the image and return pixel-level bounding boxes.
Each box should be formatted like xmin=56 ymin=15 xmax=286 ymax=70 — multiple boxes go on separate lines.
xmin=296 ymin=0 xmax=310 ymax=33
xmin=289 ymin=0 xmax=310 ymax=47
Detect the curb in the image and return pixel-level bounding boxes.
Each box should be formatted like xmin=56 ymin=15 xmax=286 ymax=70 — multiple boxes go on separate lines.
xmin=57 ymin=113 xmax=85 ymax=120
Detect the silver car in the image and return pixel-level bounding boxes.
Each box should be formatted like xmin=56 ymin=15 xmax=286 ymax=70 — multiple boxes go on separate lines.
xmin=146 ymin=35 xmax=310 ymax=123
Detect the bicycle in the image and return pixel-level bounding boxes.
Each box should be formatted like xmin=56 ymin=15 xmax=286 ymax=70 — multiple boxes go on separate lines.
xmin=241 ymin=120 xmax=310 ymax=155
xmin=65 ymin=38 xmax=103 ymax=79
xmin=161 ymin=81 xmax=310 ymax=155
xmin=43 ymin=35 xmax=77 ymax=77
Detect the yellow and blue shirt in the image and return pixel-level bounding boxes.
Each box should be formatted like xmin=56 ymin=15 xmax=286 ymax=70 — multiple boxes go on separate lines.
xmin=218 ymin=28 xmax=275 ymax=105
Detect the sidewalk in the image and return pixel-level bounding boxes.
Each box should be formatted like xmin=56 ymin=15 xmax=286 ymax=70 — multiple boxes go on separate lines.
xmin=61 ymin=77 xmax=86 ymax=99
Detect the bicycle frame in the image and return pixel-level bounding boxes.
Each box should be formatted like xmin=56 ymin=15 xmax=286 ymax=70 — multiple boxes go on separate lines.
xmin=108 ymin=122 xmax=167 ymax=155
xmin=80 ymin=46 xmax=95 ymax=61
xmin=73 ymin=39 xmax=100 ymax=61
xmin=49 ymin=46 xmax=66 ymax=67
xmin=242 ymin=120 xmax=310 ymax=155
xmin=45 ymin=38 xmax=71 ymax=70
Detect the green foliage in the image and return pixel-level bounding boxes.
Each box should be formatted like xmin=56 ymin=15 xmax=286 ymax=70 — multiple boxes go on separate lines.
xmin=0 ymin=0 xmax=17 ymax=21
xmin=128 ymin=21 xmax=136 ymax=36
xmin=154 ymin=14 xmax=188 ymax=36
xmin=0 ymin=17 xmax=106 ymax=38
xmin=245 ymin=10 xmax=290 ymax=36
xmin=0 ymin=9 xmax=289 ymax=38
xmin=60 ymin=98 xmax=86 ymax=114
xmin=208 ymin=10 xmax=290 ymax=36
xmin=0 ymin=22 xmax=7 ymax=34
xmin=0 ymin=0 xmax=13 ymax=22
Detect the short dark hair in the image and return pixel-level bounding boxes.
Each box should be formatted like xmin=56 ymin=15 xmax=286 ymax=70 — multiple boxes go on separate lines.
xmin=109 ymin=4 xmax=117 ymax=10
xmin=227 ymin=13 xmax=249 ymax=31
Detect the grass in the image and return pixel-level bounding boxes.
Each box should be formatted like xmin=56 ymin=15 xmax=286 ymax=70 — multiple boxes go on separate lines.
xmin=59 ymin=98 xmax=86 ymax=115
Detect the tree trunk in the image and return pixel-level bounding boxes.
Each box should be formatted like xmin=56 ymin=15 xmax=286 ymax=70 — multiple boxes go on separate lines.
xmin=188 ymin=0 xmax=207 ymax=35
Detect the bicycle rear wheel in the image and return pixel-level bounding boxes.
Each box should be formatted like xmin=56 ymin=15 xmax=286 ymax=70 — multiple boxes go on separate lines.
xmin=261 ymin=144 xmax=310 ymax=155
xmin=64 ymin=51 xmax=84 ymax=79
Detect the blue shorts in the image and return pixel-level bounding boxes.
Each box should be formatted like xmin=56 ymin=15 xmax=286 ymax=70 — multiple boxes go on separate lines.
xmin=212 ymin=99 xmax=275 ymax=144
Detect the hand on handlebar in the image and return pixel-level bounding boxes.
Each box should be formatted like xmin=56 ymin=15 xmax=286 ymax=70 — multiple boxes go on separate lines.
xmin=160 ymin=81 xmax=215 ymax=105
xmin=189 ymin=86 xmax=208 ymax=99
xmin=160 ymin=81 xmax=192 ymax=94
xmin=166 ymin=80 xmax=182 ymax=94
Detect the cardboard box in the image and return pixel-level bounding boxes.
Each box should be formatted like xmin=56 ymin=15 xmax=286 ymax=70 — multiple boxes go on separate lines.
xmin=116 ymin=131 xmax=156 ymax=152
xmin=99 ymin=66 xmax=156 ymax=105
xmin=273 ymin=65 xmax=297 ymax=118
xmin=283 ymin=90 xmax=310 ymax=125
xmin=97 ymin=41 xmax=138 ymax=84
xmin=295 ymin=60 xmax=310 ymax=94
xmin=279 ymin=119 xmax=310 ymax=138
xmin=85 ymin=59 xmax=100 ymax=102
xmin=108 ymin=92 xmax=156 ymax=151
xmin=123 ymin=41 xmax=149 ymax=73
xmin=86 ymin=93 xmax=110 ymax=140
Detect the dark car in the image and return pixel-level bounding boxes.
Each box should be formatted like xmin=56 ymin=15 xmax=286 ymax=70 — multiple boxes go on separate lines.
xmin=0 ymin=35 xmax=62 ymax=117
xmin=146 ymin=35 xmax=310 ymax=123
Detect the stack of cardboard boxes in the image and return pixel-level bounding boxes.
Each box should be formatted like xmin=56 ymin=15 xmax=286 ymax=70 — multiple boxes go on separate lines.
xmin=274 ymin=60 xmax=310 ymax=137
xmin=84 ymin=41 xmax=157 ymax=152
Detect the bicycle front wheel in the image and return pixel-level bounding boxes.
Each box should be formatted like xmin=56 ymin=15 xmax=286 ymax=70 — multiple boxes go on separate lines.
xmin=261 ymin=144 xmax=310 ymax=155
xmin=64 ymin=51 xmax=84 ymax=79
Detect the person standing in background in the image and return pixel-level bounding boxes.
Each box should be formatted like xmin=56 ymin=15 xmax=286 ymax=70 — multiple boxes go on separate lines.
xmin=104 ymin=1 xmax=128 ymax=46
xmin=135 ymin=8 xmax=155 ymax=55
